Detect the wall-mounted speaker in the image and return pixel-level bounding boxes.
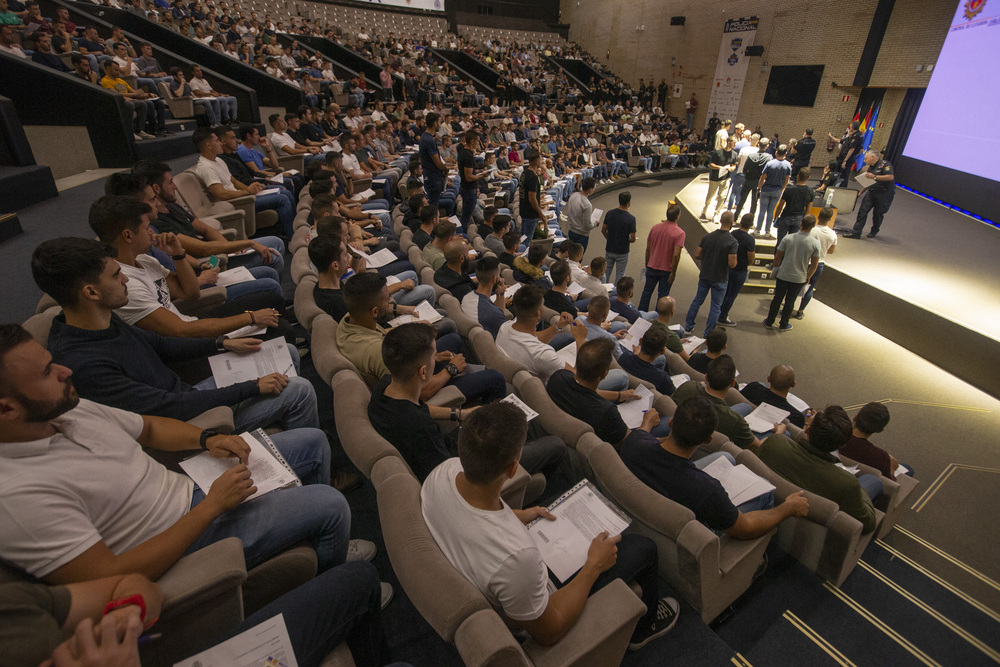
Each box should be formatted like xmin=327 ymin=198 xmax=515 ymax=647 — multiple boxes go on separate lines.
xmin=670 ymin=16 xmax=685 ymax=26
xmin=745 ymin=45 xmax=764 ymax=56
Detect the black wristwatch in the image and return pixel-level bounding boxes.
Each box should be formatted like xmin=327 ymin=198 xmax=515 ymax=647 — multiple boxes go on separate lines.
xmin=446 ymin=363 xmax=459 ymax=378
xmin=171 ymin=252 xmax=187 ymax=261
xmin=199 ymin=428 xmax=221 ymax=451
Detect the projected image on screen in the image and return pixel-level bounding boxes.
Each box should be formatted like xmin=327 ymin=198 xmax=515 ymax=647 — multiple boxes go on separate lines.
xmin=901 ymin=0 xmax=1000 ymax=183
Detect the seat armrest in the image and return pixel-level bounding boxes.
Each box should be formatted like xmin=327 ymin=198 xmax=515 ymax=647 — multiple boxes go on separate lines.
xmin=155 ymin=537 xmax=247 ymax=617
xmin=277 ymin=153 xmax=305 ymax=172
xmin=174 ymin=285 xmax=227 ymax=317
xmin=453 ymin=610 xmax=531 ymax=667
xmin=185 ymin=406 xmax=235 ymax=432
xmin=203 ymin=212 xmax=247 ymax=241
xmin=228 ymin=195 xmax=257 ymax=237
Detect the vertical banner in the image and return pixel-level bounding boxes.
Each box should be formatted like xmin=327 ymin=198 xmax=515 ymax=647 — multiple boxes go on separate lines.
xmin=706 ymin=17 xmax=759 ymax=124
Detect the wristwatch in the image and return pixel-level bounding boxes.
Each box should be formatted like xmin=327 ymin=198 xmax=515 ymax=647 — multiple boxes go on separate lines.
xmin=446 ymin=363 xmax=460 ymax=378
xmin=199 ymin=428 xmax=221 ymax=451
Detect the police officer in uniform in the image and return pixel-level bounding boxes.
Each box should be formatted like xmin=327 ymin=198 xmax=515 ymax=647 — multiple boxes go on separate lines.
xmin=845 ymin=151 xmax=894 ymax=238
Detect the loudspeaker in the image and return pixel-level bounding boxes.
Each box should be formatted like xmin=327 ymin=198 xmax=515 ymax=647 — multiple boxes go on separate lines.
xmin=670 ymin=16 xmax=685 ymax=25
xmin=745 ymin=45 xmax=764 ymax=56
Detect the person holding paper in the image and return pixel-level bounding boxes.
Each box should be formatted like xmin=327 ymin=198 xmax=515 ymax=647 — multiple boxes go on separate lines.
xmin=844 ymin=151 xmax=895 ymax=239
xmin=422 ymin=403 xmax=679 ymax=651
xmin=687 ymin=327 xmax=728 ymax=375
xmin=235 ymin=124 xmax=304 ymax=196
xmin=338 ymin=272 xmax=505 ymax=405
xmin=564 ymin=176 xmax=598 ymax=250
xmin=575 ymin=297 xmax=630 ymax=355
xmin=757 ymin=406 xmax=880 ymax=534
xmin=544 ymin=260 xmax=588 ymax=319
xmin=0 ymin=325 xmax=363 ymax=585
xmin=839 ymin=402 xmax=909 ymax=481
xmin=433 ymin=239 xmax=478 ymax=301
xmin=371 ymin=324 xmax=573 ymax=493
xmin=548 ymin=338 xmax=669 ymax=443
xmin=461 ymin=256 xmax=510 ymax=338
xmin=649 ymin=296 xmax=692 ymax=362
xmin=673 ymin=356 xmax=775 ymax=450
xmin=34 ymin=239 xmax=320 ymax=433
xmin=513 ymin=244 xmax=554 ymax=290
xmin=216 ymin=126 xmax=297 ymax=218
xmin=610 ymin=277 xmax=657 ymax=323
xmin=740 ymin=365 xmax=807 ymax=429
xmin=458 ymin=129 xmax=489 ymax=229
xmin=621 ymin=396 xmax=809 ymax=539
xmin=617 ymin=326 xmax=676 ymax=396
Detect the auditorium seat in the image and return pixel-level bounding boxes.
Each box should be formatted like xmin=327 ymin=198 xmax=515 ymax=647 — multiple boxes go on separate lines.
xmin=580 ymin=433 xmax=773 ymax=624
xmin=171 ymin=170 xmax=249 ymax=238
xmin=309 ymin=314 xmax=357 ymax=386
xmin=290 ymin=225 xmax=311 ymax=254
xmin=836 ymin=452 xmax=919 ymax=540
xmin=157 ymin=82 xmax=208 ymax=124
xmin=438 ymin=293 xmax=483 ymax=340
xmin=407 ymin=244 xmax=431 ymax=273
xmin=419 ymin=265 xmax=449 ymax=302
xmin=512 ymin=369 xmax=594 ymax=449
xmin=293 ymin=275 xmax=325 ymax=334
xmin=374 ymin=455 xmax=645 ymax=666
xmin=291 ymin=247 xmax=317 ymax=285
xmin=468 ymin=326 xmax=527 ymax=383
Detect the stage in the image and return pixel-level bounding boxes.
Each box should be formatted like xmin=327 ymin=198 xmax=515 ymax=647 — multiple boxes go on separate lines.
xmin=674 ymin=174 xmax=1000 ymax=398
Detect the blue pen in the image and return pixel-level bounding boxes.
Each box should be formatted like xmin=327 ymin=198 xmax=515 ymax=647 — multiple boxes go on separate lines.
xmin=283 ymin=364 xmax=293 ymax=375
xmin=137 ymin=633 xmax=162 ymax=646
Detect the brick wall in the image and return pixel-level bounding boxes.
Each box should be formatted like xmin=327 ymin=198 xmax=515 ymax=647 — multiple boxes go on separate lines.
xmin=560 ymin=0 xmax=955 ymax=165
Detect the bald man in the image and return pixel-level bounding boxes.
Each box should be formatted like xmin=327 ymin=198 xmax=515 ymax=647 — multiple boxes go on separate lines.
xmin=433 ymin=238 xmax=477 ymax=301
xmin=844 ymin=151 xmax=895 ymax=239
xmin=649 ymin=296 xmax=690 ymax=361
xmin=739 ymin=365 xmax=808 ymax=428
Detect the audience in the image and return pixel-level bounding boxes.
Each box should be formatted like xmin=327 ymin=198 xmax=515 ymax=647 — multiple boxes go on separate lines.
xmin=687 ymin=327 xmax=728 ymax=374
xmin=839 ymin=402 xmax=907 ymax=481
xmin=461 ymin=255 xmax=509 ymax=337
xmin=740 ymin=364 xmax=807 ymax=428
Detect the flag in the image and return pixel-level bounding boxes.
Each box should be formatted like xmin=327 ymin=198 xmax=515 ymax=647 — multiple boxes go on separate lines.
xmin=855 ymin=104 xmax=880 ymax=171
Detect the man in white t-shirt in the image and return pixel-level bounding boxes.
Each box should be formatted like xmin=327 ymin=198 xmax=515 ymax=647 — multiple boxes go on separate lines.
xmin=267 ymin=113 xmax=325 ymax=165
xmin=795 ymin=206 xmax=838 ymax=319
xmin=0 ymin=324 xmax=360 ymax=582
xmin=422 ymin=402 xmax=678 ymax=650
xmin=188 ymin=64 xmax=237 ymax=122
xmin=496 ymin=285 xmax=587 ymax=382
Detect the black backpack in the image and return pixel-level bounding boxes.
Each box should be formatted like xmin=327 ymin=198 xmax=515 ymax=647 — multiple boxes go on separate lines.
xmin=743 ymin=151 xmax=771 ymax=182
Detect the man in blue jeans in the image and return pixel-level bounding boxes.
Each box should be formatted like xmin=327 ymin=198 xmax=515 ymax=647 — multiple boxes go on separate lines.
xmin=565 ymin=176 xmax=598 ymax=250
xmin=684 ymin=212 xmax=738 ymax=337
xmin=602 ymin=191 xmax=637 ymax=284
xmin=620 ymin=395 xmax=809 ymax=539
xmin=419 ymin=111 xmax=450 ymax=209
xmin=518 ymin=151 xmax=545 ymax=240
xmin=457 ymin=129 xmax=487 ymax=229
xmin=718 ymin=213 xmax=756 ymax=326
xmin=755 ymin=145 xmax=791 ymax=237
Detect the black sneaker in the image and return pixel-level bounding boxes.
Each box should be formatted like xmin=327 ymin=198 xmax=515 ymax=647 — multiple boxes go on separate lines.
xmin=762 ymin=319 xmax=773 ymax=328
xmin=718 ymin=317 xmax=737 ymax=326
xmin=843 ymin=232 xmax=861 ymax=239
xmin=778 ymin=323 xmax=793 ymax=331
xmin=867 ymin=232 xmax=878 ymax=238
xmin=793 ymin=310 xmax=805 ymax=320
xmin=628 ymin=597 xmax=680 ymax=650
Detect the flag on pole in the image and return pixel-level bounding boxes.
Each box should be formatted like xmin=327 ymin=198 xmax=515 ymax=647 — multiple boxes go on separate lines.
xmin=855 ymin=104 xmax=880 ymax=171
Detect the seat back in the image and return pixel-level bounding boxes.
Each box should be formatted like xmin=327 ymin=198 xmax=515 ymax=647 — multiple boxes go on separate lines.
xmin=293 ymin=276 xmax=325 ymax=334
xmin=290 ymin=248 xmax=317 ymax=285
xmin=310 ymin=314 xmax=359 ymax=386
xmin=512 ymin=370 xmax=594 ymax=448
xmin=469 ymin=327 xmax=528 ymax=383
xmin=173 ymin=170 xmax=217 ymax=219
xmin=332 ymin=370 xmax=408 ymax=478
xmin=23 ymin=307 xmax=61 ymax=344
xmin=408 ymin=243 xmax=430 ymax=273
xmin=438 ymin=293 xmax=484 ymax=340
xmin=289 ymin=225 xmax=311 ymax=254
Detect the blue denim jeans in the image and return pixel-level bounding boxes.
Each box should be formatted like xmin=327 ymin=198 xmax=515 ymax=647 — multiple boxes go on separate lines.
xmin=726 ymin=173 xmax=745 ymax=209
xmin=459 ymin=186 xmax=479 ymax=228
xmin=567 ymin=229 xmax=591 ymax=252
xmin=685 ymin=278 xmax=728 ymax=336
xmin=195 ymin=368 xmax=320 ymax=432
xmin=757 ymin=189 xmax=782 ymax=234
xmin=256 ymin=189 xmax=295 ymax=237
xmin=187 ymin=428 xmax=350 ymax=572
xmin=775 ymin=213 xmax=803 ymax=247
xmin=599 ymin=369 xmax=631 ymax=391
xmin=719 ymin=269 xmax=748 ymax=321
xmin=435 ymin=333 xmax=507 ymax=404
xmin=521 ymin=216 xmax=539 ymax=241
xmin=228 ymin=236 xmax=286 ymax=274
xmin=391 ymin=269 xmax=437 ymax=307
xmin=605 ymin=251 xmax=629 ymax=284
xmin=797 ymin=262 xmax=824 ymax=312
xmin=224 ymin=265 xmax=282 ymax=300
xmin=858 ymin=473 xmax=884 ymax=501
xmin=638 ymin=267 xmax=672 ymax=311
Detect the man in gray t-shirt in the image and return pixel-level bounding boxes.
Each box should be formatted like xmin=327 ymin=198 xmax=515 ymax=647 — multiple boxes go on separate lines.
xmin=684 ymin=212 xmax=739 ymax=336
xmin=764 ymin=215 xmax=821 ymax=331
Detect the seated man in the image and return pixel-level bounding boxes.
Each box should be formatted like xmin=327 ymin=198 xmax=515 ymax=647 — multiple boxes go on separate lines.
xmin=337 ymin=272 xmax=505 ymax=405
xmin=496 ymin=284 xmax=591 ymax=381
xmin=610 ymin=277 xmax=656 ymax=323
xmin=412 ymin=203 xmax=437 ymax=250
xmin=33 ymin=238 xmax=317 ymax=433
xmin=740 ymin=364 xmax=806 ymax=429
xmin=433 ymin=238 xmax=477 ymax=301
xmin=576 ymin=296 xmax=630 ymax=357
xmin=370 ymin=323 xmax=572 ymax=493
xmin=99 ymin=58 xmax=166 ymax=139
xmin=191 ymin=127 xmax=294 ymax=239
xmin=462 ymin=255 xmax=509 ymax=338
xmin=403 ymin=193 xmax=426 ymax=234
xmin=547 ymin=338 xmax=669 ymax=443
xmin=422 ymin=219 xmax=455 ymax=272
xmin=483 ymin=213 xmax=511 ymax=257
xmin=687 ymin=327 xmax=728 ymax=374
xmin=617 ymin=325 xmax=676 ymax=396
xmin=513 ymin=244 xmax=553 ymax=289
xmin=422 ymin=401 xmax=678 ymax=650
xmin=188 ymin=64 xmax=237 ymax=122
xmin=268 ymin=113 xmax=325 ymax=165
xmin=672 ymin=355 xmax=774 ymax=450
xmin=839 ymin=402 xmax=908 ymax=481
xmin=757 ymin=406 xmax=881 ymax=534
xmin=545 ymin=259 xmax=587 ymax=319
xmin=622 ymin=396 xmax=808 ymax=537
xmin=649 ymin=295 xmax=691 ymax=362
xmin=499 ymin=230 xmax=520 ymax=269
xmin=0 ymin=324 xmax=366 ymax=582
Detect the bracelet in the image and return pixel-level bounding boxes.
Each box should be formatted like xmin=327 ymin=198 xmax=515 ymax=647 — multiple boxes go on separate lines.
xmin=215 ymin=335 xmax=227 ymax=352
xmin=245 ymin=310 xmax=256 ymax=325
xmin=450 ymin=407 xmax=458 ymax=421
xmin=456 ymin=408 xmax=463 ymax=422
xmin=171 ymin=252 xmax=187 ymax=261
xmin=392 ymin=303 xmax=398 ymax=316
xmin=104 ymin=594 xmax=146 ymax=623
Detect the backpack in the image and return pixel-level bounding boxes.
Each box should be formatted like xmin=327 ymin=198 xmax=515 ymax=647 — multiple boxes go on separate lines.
xmin=743 ymin=151 xmax=771 ymax=182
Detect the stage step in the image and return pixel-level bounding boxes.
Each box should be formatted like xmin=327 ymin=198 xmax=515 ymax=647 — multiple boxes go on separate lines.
xmin=133 ymin=129 xmax=197 ymax=162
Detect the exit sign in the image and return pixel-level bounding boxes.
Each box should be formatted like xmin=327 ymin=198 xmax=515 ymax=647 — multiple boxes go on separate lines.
xmin=842 ymin=94 xmax=851 ymax=102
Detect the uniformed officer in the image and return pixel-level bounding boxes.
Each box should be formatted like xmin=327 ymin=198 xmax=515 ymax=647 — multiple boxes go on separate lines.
xmin=845 ymin=151 xmax=895 ymax=239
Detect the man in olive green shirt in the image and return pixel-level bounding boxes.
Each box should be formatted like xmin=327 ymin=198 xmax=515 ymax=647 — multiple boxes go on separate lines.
xmin=757 ymin=405 xmax=879 ymax=534
xmin=649 ymin=295 xmax=689 ymax=361
xmin=671 ymin=354 xmax=782 ymax=450
xmin=421 ymin=218 xmax=455 ymax=271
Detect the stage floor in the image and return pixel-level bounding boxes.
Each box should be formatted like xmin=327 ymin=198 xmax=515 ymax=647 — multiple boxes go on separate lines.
xmin=676 ymin=177 xmax=1000 ymax=342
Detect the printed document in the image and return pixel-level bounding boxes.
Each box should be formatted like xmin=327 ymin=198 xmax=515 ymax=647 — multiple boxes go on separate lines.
xmin=617 ymin=384 xmax=654 ymax=429
xmin=363 ymin=248 xmax=399 ymax=268
xmin=744 ymin=403 xmax=790 ymax=433
xmin=215 ymin=266 xmax=255 ymax=287
xmin=179 ymin=431 xmax=300 ymax=503
xmin=701 ymin=456 xmax=775 ymax=507
xmin=501 ymin=394 xmax=539 ymax=421
xmin=174 ymin=614 xmax=297 ymax=667
xmin=209 ymin=337 xmax=297 ymax=387
xmin=619 ymin=318 xmax=651 ymax=349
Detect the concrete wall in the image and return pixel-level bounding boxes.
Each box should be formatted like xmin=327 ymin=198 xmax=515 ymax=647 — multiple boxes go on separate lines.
xmin=23 ymin=126 xmax=98 ymax=181
xmin=560 ymin=0 xmax=953 ymax=161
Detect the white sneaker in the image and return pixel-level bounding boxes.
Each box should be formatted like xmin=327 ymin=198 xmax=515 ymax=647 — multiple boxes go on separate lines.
xmin=139 ymin=131 xmax=156 ymax=139
xmin=380 ymin=582 xmax=394 ymax=609
xmin=133 ymin=133 xmax=144 ymax=141
xmin=347 ymin=539 xmax=377 ymax=562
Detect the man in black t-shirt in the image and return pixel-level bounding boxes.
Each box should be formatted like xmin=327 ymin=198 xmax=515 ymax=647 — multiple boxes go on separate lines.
xmin=457 ymin=129 xmax=485 ymax=229
xmin=791 ymin=129 xmax=816 ymax=180
xmin=601 ymin=191 xmax=637 ymax=284
xmin=620 ymin=396 xmax=808 ymax=537
xmin=836 ymin=121 xmax=863 ymax=186
xmin=617 ymin=326 xmax=675 ymax=395
xmin=543 ymin=260 xmax=580 ymax=319
xmin=433 ymin=239 xmax=477 ymax=301
xmin=683 ymin=212 xmax=738 ymax=337
xmin=719 ymin=214 xmax=756 ymax=326
xmin=518 ymin=152 xmax=544 ymax=240
xmin=773 ymin=167 xmax=814 ymax=246
xmin=740 ymin=365 xmax=807 ymax=429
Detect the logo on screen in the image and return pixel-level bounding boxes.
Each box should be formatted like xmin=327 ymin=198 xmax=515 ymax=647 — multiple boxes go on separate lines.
xmin=964 ymin=0 xmax=986 ymax=20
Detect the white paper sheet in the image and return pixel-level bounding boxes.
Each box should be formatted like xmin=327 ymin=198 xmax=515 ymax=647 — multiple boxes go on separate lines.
xmin=590 ymin=208 xmax=603 ymax=224
xmin=527 ymin=480 xmax=631 ymax=583
xmin=567 ymin=281 xmax=585 ymax=297
xmin=257 ymin=187 xmax=281 ymax=196
xmin=835 ymin=462 xmax=861 ymax=476
xmin=174 ymin=614 xmax=297 ymax=667
xmin=894 ymin=464 xmax=909 ymax=477
xmin=701 ymin=457 xmax=776 ymax=507
xmin=682 ymin=336 xmax=706 ymax=355
xmin=208 ymin=337 xmax=297 ymax=387
xmin=744 ymin=403 xmax=791 ymax=433
xmin=670 ymin=373 xmax=690 ymax=387
xmin=226 ymin=248 xmax=255 ymax=258
xmin=224 ymin=324 xmax=267 ymax=339
xmin=555 ymin=342 xmax=577 ymax=368
xmin=388 ymin=300 xmax=442 ymax=327
xmin=269 ymin=173 xmax=284 ymax=184
xmin=351 ymin=187 xmax=377 ymax=200
xmin=786 ymin=392 xmax=810 ymax=413
xmin=501 ymin=394 xmax=538 ymax=421
xmin=616 ymin=384 xmax=654 ymax=429
xmin=504 ymin=282 xmax=522 ymax=298
xmin=363 ymin=248 xmax=399 ymax=268
xmin=386 ymin=275 xmax=401 ymax=286
xmin=619 ymin=317 xmax=652 ymax=349
xmin=179 ymin=432 xmax=300 ymax=503
xmin=214 ymin=266 xmax=255 ymax=287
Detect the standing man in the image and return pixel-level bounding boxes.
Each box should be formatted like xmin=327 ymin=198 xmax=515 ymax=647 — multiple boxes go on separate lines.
xmin=772 ymin=167 xmax=814 ymax=247
xmin=718 ymin=213 xmax=756 ymax=326
xmin=657 ymin=79 xmax=668 ymax=110
xmin=845 ymin=151 xmax=894 ymax=239
xmin=639 ymin=204 xmax=685 ymax=311
xmin=420 ymin=112 xmax=449 ymax=208
xmin=756 ymin=144 xmax=791 ymax=237
xmin=518 ymin=151 xmax=544 ymax=241
xmin=791 ymin=129 xmax=816 ymax=180
xmin=685 ymin=93 xmax=698 ymax=131
xmin=735 ymin=136 xmax=767 ymax=220
xmin=457 ymin=129 xmax=486 ymax=229
xmin=565 ymin=176 xmax=598 ymax=250
xmin=764 ymin=214 xmax=820 ymax=331
xmin=714 ymin=119 xmax=732 ymax=150
xmin=602 ymin=191 xmax=637 ymax=284
xmin=836 ymin=121 xmax=863 ymax=187
xmin=794 ymin=207 xmax=836 ymax=319
xmin=700 ymin=136 xmax=735 ymax=221
xmin=684 ymin=211 xmax=738 ymax=337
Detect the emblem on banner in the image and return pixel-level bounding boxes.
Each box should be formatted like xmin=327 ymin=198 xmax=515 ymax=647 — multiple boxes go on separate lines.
xmin=964 ymin=0 xmax=986 ymax=19
xmin=727 ymin=53 xmax=739 ymax=66
xmin=731 ymin=38 xmax=743 ymax=52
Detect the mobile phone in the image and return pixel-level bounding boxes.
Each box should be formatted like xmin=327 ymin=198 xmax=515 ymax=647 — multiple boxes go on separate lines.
xmin=205 ymin=255 xmax=220 ymax=269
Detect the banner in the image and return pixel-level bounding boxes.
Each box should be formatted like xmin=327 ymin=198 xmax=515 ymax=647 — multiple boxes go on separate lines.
xmin=706 ymin=17 xmax=759 ymax=127
xmin=355 ymin=0 xmax=444 ymax=11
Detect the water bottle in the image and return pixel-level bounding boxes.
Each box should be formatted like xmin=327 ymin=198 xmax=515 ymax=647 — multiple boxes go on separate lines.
xmin=825 ymin=189 xmax=835 ymax=207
